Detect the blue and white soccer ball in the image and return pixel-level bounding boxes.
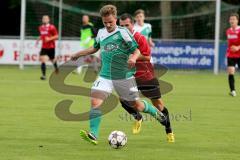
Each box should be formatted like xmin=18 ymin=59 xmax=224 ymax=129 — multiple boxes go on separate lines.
xmin=108 ymin=131 xmax=127 ymax=149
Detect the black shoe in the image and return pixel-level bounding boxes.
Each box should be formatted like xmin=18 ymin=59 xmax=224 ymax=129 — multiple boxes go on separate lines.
xmin=40 ymin=76 xmax=46 ymax=80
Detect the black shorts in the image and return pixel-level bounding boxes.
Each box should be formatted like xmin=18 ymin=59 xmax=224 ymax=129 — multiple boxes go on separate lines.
xmin=227 ymin=57 xmax=240 ymax=67
xmin=136 ymin=78 xmax=161 ymax=100
xmin=40 ymin=48 xmax=55 ymax=60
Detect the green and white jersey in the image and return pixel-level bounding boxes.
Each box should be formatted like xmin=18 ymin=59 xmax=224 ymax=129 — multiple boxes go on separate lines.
xmin=94 ymin=26 xmax=138 ymax=80
xmin=133 ymin=23 xmax=152 ymax=41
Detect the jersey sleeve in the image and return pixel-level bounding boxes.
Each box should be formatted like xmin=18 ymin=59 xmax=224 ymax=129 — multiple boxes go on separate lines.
xmin=148 ymin=24 xmax=152 ymax=38
xmin=120 ymin=29 xmax=138 ymax=54
xmin=238 ymin=30 xmax=240 ymax=42
xmin=93 ymin=30 xmax=100 ymax=49
xmin=38 ymin=26 xmax=43 ymax=40
xmin=226 ymin=29 xmax=231 ymax=48
xmin=51 ymin=25 xmax=58 ymax=36
xmin=137 ymin=34 xmax=151 ymax=56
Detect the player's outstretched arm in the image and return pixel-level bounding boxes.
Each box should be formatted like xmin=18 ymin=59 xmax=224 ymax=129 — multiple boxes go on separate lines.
xmin=136 ymin=34 xmax=151 ymax=61
xmin=71 ymin=47 xmax=98 ymax=61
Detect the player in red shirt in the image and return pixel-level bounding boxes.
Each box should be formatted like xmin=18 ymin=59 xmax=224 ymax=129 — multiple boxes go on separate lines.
xmin=36 ymin=15 xmax=59 ymax=80
xmin=119 ymin=13 xmax=174 ymax=142
xmin=226 ymin=13 xmax=240 ymax=96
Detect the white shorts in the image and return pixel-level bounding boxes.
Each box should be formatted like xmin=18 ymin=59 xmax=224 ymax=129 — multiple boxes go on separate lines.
xmin=91 ymin=76 xmax=139 ymax=101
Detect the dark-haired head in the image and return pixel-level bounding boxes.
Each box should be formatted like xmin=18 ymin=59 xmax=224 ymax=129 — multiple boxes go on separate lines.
xmin=229 ymin=13 xmax=239 ymax=28
xmin=120 ymin=13 xmax=134 ymax=24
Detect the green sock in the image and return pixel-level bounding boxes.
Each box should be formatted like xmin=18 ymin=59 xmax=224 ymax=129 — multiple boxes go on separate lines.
xmin=142 ymin=100 xmax=158 ymax=117
xmin=90 ymin=108 xmax=102 ymax=139
xmin=142 ymin=100 xmax=166 ymax=123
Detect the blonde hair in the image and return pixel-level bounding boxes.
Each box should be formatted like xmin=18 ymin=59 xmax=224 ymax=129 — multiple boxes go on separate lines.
xmin=100 ymin=5 xmax=117 ymax=17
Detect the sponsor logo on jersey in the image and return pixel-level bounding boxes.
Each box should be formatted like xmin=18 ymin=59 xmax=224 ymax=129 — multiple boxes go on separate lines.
xmin=228 ymin=34 xmax=238 ymax=39
xmin=104 ymin=42 xmax=118 ymax=52
xmin=40 ymin=31 xmax=49 ymax=35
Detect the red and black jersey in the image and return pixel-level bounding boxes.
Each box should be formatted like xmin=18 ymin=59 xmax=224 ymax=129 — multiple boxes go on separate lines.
xmin=226 ymin=26 xmax=240 ymax=58
xmin=133 ymin=31 xmax=154 ymax=81
xmin=38 ymin=24 xmax=58 ymax=49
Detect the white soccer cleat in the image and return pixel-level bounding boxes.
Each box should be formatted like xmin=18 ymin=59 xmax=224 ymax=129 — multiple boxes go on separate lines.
xmin=230 ymin=90 xmax=237 ymax=97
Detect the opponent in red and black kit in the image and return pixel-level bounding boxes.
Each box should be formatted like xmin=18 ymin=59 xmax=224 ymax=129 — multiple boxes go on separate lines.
xmin=36 ymin=15 xmax=59 ymax=80
xmin=226 ymin=13 xmax=240 ymax=97
xmin=119 ymin=13 xmax=174 ymax=142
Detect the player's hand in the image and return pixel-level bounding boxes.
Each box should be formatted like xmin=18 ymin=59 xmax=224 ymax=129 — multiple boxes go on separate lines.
xmin=45 ymin=37 xmax=51 ymax=42
xmin=230 ymin=45 xmax=240 ymax=52
xmin=128 ymin=55 xmax=136 ymax=68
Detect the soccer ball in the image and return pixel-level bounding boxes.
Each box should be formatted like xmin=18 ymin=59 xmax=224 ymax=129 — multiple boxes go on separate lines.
xmin=108 ymin=131 xmax=127 ymax=149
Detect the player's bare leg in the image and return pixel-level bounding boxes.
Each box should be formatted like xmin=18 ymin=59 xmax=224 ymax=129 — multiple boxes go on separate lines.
xmin=39 ymin=55 xmax=48 ymax=80
xmin=151 ymin=98 xmax=164 ymax=111
xmin=227 ymin=66 xmax=236 ymax=96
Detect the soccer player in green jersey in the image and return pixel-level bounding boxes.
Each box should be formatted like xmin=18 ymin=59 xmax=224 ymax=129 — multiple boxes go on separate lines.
xmin=134 ymin=9 xmax=155 ymax=47
xmin=71 ymin=5 xmax=167 ymax=145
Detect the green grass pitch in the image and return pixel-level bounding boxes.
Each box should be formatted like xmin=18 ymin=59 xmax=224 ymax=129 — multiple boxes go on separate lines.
xmin=0 ymin=66 xmax=240 ymax=160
